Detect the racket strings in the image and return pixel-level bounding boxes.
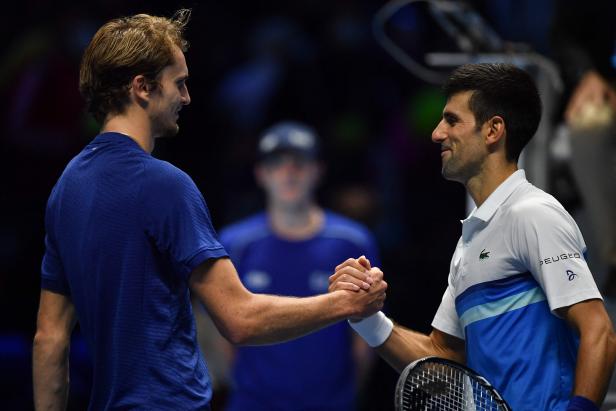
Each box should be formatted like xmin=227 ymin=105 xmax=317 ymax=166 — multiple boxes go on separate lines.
xmin=400 ymin=363 xmax=505 ymax=411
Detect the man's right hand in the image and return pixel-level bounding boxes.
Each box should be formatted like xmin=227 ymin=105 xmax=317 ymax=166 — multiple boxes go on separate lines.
xmin=329 ymin=257 xmax=387 ymax=320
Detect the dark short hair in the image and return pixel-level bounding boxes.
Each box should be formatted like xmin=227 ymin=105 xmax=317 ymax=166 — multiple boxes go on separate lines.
xmin=443 ymin=63 xmax=542 ymax=162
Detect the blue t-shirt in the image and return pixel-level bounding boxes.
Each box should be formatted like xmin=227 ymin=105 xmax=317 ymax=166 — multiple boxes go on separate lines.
xmin=219 ymin=211 xmax=379 ymax=411
xmin=41 ymin=132 xmax=228 ymax=410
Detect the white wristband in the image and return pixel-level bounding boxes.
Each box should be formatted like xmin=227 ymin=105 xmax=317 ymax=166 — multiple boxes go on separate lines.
xmin=348 ymin=311 xmax=393 ymax=347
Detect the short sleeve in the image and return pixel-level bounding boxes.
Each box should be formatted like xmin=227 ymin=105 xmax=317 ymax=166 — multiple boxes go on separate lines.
xmin=141 ymin=162 xmax=228 ymax=279
xmin=510 ymin=198 xmax=601 ymax=311
xmin=41 ymin=234 xmax=71 ymax=295
xmin=432 ymin=286 xmax=465 ymax=339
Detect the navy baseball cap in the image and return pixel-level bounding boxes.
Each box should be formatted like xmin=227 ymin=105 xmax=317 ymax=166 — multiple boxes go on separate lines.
xmin=257 ymin=121 xmax=319 ymax=160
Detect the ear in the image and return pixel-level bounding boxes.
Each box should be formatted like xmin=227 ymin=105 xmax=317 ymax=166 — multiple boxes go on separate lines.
xmin=484 ymin=115 xmax=505 ymax=147
xmin=129 ymin=75 xmax=154 ymax=104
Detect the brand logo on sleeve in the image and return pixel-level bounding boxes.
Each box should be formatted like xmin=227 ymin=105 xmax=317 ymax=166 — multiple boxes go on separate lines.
xmin=539 ymin=252 xmax=581 ymax=266
xmin=566 ymin=270 xmax=578 ymax=281
xmin=479 ymin=249 xmax=490 ymax=260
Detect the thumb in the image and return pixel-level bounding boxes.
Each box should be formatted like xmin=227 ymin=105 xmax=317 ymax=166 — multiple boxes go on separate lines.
xmin=358 ymin=255 xmax=371 ymax=270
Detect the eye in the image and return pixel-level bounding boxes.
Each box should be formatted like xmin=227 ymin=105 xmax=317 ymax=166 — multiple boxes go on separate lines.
xmin=176 ymin=78 xmax=188 ymax=89
xmin=443 ymin=113 xmax=458 ymax=126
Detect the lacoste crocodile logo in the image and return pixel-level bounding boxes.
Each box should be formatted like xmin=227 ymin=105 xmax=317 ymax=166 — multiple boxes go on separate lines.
xmin=479 ymin=249 xmax=490 ymax=260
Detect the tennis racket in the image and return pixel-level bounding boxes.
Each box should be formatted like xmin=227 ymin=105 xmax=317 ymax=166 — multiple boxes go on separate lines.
xmin=395 ymin=356 xmax=511 ymax=411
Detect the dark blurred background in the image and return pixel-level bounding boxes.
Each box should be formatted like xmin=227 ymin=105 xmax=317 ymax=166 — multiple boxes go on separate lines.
xmin=1 ymin=0 xmax=614 ymax=410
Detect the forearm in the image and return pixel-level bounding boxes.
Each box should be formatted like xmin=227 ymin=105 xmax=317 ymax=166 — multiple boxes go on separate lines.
xmin=226 ymin=291 xmax=353 ymax=345
xmin=572 ymin=325 xmax=616 ymax=404
xmin=32 ymin=334 xmax=70 ymax=411
xmin=376 ymin=325 xmax=465 ymax=373
xmin=194 ymin=257 xmax=385 ymax=346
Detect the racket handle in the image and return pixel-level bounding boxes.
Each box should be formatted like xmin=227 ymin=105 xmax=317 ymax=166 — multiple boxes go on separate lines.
xmin=348 ymin=311 xmax=393 ymax=347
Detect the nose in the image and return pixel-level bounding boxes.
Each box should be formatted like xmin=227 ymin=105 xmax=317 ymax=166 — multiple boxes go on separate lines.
xmin=431 ymin=119 xmax=446 ymax=143
xmin=279 ymin=157 xmax=302 ymax=173
xmin=181 ymin=86 xmax=191 ymax=106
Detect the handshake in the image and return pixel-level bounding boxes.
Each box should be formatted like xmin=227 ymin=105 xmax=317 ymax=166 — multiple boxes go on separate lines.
xmin=328 ymin=256 xmax=388 ymax=323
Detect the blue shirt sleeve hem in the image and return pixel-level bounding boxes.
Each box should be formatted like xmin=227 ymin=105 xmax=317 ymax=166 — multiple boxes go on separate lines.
xmin=184 ymin=247 xmax=229 ymax=278
xmin=41 ymin=277 xmax=71 ymax=296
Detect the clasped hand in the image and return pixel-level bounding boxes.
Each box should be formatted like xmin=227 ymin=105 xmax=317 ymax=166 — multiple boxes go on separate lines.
xmin=329 ymin=256 xmax=387 ymax=321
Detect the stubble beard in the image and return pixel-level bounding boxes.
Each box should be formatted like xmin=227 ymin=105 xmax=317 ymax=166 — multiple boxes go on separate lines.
xmin=441 ymin=153 xmax=482 ymax=184
xmin=152 ymin=113 xmax=180 ymax=139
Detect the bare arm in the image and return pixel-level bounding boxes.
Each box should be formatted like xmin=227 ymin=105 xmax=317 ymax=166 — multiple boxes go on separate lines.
xmin=558 ymin=299 xmax=616 ymax=405
xmin=189 ymin=257 xmax=386 ymax=345
xmin=33 ymin=289 xmax=76 ymax=411
xmin=329 ymin=257 xmax=466 ymax=373
xmin=375 ymin=326 xmax=464 ymax=373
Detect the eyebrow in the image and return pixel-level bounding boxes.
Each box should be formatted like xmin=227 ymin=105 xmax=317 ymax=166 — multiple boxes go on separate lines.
xmin=443 ymin=110 xmax=459 ymax=122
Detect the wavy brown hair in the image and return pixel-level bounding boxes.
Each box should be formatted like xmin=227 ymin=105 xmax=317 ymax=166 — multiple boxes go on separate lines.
xmin=79 ymin=9 xmax=191 ymax=124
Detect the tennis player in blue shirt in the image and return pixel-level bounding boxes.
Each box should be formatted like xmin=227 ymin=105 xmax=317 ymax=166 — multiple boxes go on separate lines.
xmin=32 ymin=10 xmax=386 ymax=411
xmin=219 ymin=121 xmax=380 ymax=411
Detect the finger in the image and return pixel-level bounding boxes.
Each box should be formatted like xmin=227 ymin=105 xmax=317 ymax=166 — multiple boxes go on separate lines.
xmin=335 ymin=257 xmax=368 ymax=273
xmin=330 ymin=266 xmax=373 ymax=286
xmin=328 ymin=281 xmax=362 ymax=293
xmin=358 ymin=255 xmax=371 ymax=270
xmin=329 ymin=272 xmax=371 ymax=291
xmin=368 ymin=267 xmax=383 ymax=281
xmin=369 ymin=279 xmax=388 ymax=295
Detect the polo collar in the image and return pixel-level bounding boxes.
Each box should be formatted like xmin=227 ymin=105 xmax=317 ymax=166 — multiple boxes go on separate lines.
xmin=465 ymin=169 xmax=527 ymax=223
xmin=92 ymin=132 xmax=145 ymax=152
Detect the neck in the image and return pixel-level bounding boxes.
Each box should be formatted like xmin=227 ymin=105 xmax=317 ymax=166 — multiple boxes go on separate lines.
xmin=465 ymin=159 xmax=518 ymax=207
xmin=101 ymin=110 xmax=154 ymax=153
xmin=268 ymin=202 xmax=324 ymax=240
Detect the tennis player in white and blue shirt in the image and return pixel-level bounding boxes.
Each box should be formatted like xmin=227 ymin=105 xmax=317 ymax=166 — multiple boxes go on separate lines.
xmin=331 ymin=63 xmax=616 ymax=411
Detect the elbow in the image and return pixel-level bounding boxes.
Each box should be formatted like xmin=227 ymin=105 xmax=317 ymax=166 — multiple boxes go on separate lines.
xmin=222 ymin=322 xmax=258 ymax=346
xmin=587 ymin=319 xmax=616 ymax=368
xmin=217 ymin=312 xmax=260 ymax=346
xmin=608 ymin=329 xmax=616 ymax=366
xmin=33 ymin=328 xmax=70 ymax=354
xmin=225 ymin=330 xmax=250 ymax=346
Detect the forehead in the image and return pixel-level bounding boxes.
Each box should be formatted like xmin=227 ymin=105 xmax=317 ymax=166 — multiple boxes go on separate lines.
xmin=261 ymin=150 xmax=316 ymax=164
xmin=160 ymin=46 xmax=188 ymax=79
xmin=444 ymin=90 xmax=474 ymax=116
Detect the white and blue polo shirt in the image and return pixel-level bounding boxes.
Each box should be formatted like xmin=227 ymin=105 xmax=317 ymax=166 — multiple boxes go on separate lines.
xmin=432 ymin=170 xmax=602 ymax=411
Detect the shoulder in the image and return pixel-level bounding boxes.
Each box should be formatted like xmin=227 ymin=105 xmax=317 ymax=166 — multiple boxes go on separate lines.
xmin=140 ymin=158 xmax=199 ymax=198
xmin=503 ymin=182 xmax=581 ymax=244
xmin=321 ymin=211 xmax=377 ymax=248
xmin=142 ymin=158 xmax=193 ymax=186
xmin=218 ymin=212 xmax=269 ymax=249
xmin=506 ymin=183 xmax=573 ymax=225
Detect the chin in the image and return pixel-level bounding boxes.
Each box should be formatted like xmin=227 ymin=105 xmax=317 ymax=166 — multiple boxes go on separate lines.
xmin=441 ymin=165 xmax=461 ymax=182
xmin=159 ymin=124 xmax=180 ymax=138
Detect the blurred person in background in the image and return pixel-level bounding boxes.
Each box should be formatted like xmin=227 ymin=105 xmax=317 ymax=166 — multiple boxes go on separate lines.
xmin=32 ymin=10 xmax=387 ymax=410
xmin=215 ymin=121 xmax=380 ymax=411
xmin=550 ymin=0 xmax=616 ymax=301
